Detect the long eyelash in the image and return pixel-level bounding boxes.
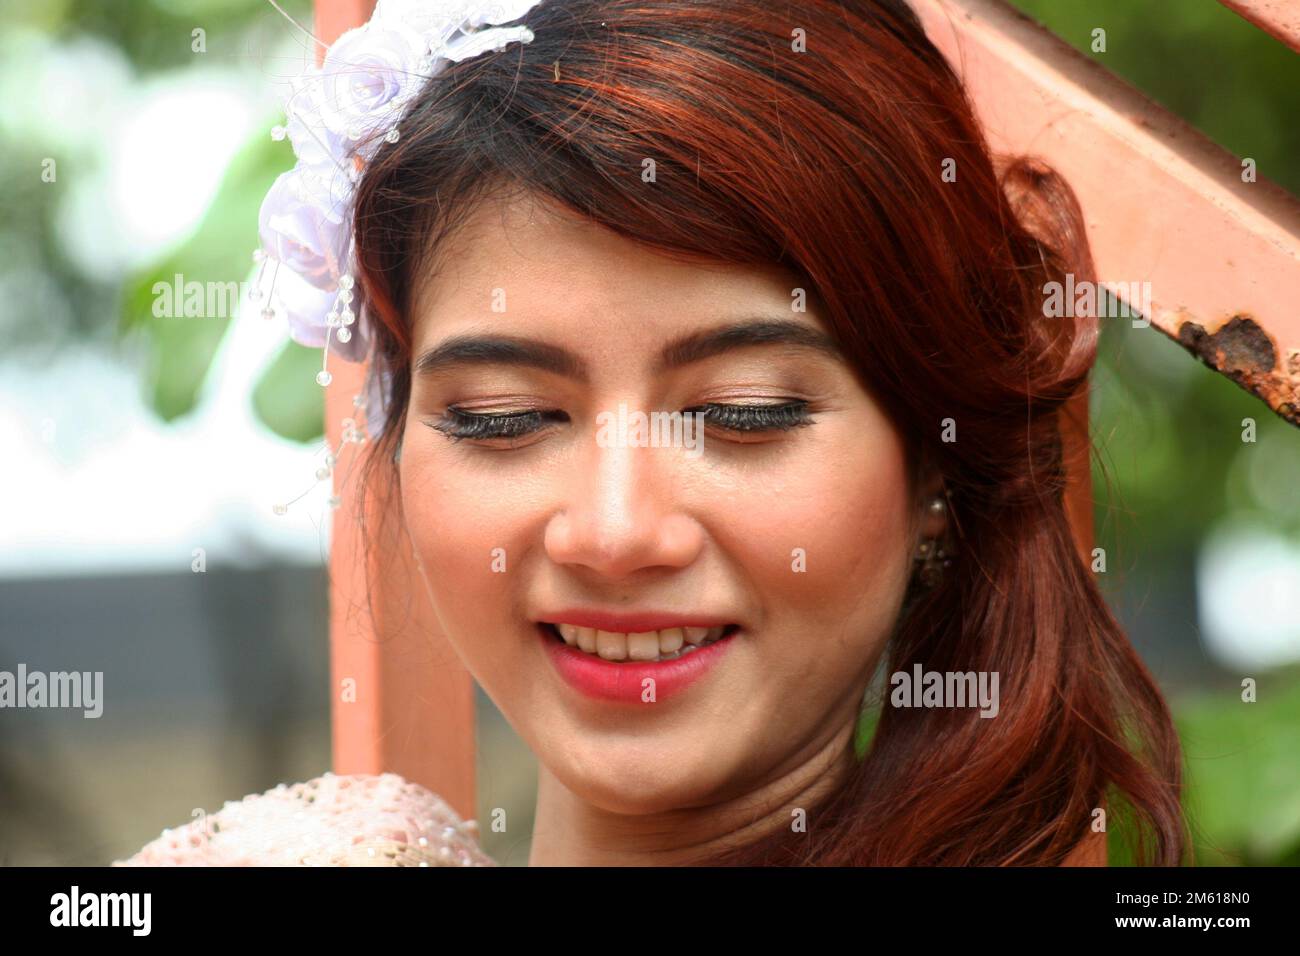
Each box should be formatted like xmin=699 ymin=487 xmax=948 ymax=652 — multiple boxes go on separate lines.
xmin=430 ymin=407 xmax=565 ymax=443
xmin=690 ymin=402 xmax=814 ymax=432
xmin=428 ymin=401 xmax=813 ymax=443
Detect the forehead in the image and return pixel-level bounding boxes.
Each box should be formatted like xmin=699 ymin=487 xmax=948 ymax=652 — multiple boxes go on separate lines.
xmin=409 ymin=190 xmax=809 ymax=350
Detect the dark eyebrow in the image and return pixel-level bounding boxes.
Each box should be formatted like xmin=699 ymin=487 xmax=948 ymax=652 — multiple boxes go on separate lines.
xmin=653 ymin=319 xmax=843 ymax=374
xmin=413 ymin=319 xmax=843 ymax=380
xmin=414 ymin=334 xmax=584 ymax=379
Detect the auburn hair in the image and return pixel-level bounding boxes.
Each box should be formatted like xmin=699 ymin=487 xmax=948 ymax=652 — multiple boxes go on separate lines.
xmin=350 ymin=0 xmax=1187 ymax=865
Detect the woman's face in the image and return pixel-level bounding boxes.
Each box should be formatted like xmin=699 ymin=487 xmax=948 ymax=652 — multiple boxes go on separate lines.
xmin=399 ymin=190 xmax=920 ymax=817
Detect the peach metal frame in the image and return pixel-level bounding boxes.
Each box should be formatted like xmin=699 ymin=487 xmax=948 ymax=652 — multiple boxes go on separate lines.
xmin=317 ymin=0 xmax=1300 ymax=862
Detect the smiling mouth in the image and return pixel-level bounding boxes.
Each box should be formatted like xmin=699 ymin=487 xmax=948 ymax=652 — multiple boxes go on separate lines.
xmin=538 ymin=622 xmax=739 ymax=663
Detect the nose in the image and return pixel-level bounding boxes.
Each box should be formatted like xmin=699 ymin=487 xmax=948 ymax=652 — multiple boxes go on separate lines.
xmin=543 ymin=432 xmax=704 ymax=579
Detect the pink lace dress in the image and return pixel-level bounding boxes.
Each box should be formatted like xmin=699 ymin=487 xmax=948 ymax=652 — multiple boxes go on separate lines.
xmin=112 ymin=772 xmax=495 ymax=866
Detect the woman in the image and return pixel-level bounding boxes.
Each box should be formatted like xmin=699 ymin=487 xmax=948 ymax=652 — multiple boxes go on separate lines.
xmin=121 ymin=0 xmax=1187 ymax=866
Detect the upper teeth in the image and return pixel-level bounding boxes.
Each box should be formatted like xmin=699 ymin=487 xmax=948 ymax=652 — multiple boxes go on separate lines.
xmin=554 ymin=624 xmax=726 ymax=661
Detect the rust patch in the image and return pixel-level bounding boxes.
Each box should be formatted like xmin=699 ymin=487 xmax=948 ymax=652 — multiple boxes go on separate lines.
xmin=1174 ymin=314 xmax=1300 ymax=428
xmin=1177 ymin=314 xmax=1276 ymax=378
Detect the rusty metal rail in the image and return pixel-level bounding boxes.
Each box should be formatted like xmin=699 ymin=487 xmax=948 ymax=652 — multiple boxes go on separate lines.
xmin=1220 ymin=0 xmax=1300 ymax=51
xmin=915 ymin=0 xmax=1300 ymax=426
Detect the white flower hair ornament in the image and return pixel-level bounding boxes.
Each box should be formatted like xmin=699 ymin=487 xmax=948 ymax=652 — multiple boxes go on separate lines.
xmin=252 ymin=0 xmax=546 ymax=471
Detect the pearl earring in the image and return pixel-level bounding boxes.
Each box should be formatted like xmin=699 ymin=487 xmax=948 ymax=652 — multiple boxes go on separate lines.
xmin=914 ymin=495 xmax=954 ymax=586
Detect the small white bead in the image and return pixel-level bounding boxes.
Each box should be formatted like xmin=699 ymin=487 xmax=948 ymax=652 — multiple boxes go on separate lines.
xmin=316 ymin=370 xmax=332 ymax=386
xmin=337 ymin=327 xmax=351 ymax=343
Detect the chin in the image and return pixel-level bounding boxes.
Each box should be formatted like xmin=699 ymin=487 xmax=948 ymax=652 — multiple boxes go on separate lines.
xmin=551 ymin=744 xmax=731 ymax=815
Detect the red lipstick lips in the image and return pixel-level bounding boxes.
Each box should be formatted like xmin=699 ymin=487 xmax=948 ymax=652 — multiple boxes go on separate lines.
xmin=536 ymin=610 xmax=740 ymax=704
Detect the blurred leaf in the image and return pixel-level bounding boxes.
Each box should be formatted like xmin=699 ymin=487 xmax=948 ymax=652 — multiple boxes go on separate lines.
xmin=26 ymin=0 xmax=315 ymax=76
xmin=120 ymin=118 xmax=294 ymax=424
xmin=1090 ymin=313 xmax=1300 ymax=565
xmin=1174 ymin=668 xmax=1300 ymax=865
xmin=251 ymin=338 xmax=325 ymax=442
xmin=854 ymin=703 xmax=880 ymax=759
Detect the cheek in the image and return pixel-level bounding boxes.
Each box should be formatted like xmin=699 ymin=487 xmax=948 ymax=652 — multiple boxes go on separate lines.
xmin=397 ymin=441 xmax=541 ymax=639
xmin=708 ymin=419 xmax=913 ymax=659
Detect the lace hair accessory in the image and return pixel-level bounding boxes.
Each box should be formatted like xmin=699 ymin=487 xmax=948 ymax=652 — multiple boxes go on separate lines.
xmin=252 ymin=0 xmax=545 ymax=511
xmin=112 ymin=772 xmax=495 ymax=866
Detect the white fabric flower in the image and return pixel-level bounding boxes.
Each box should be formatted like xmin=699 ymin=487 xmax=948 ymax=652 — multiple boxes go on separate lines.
xmin=444 ymin=24 xmax=535 ymax=62
xmin=273 ymin=266 xmax=341 ymax=346
xmin=294 ymin=162 xmax=355 ymax=226
xmin=254 ymin=0 xmax=547 ymax=432
xmin=463 ymin=0 xmax=551 ymax=29
xmin=285 ymin=90 xmax=347 ymax=171
xmin=272 ymin=266 xmax=372 ymax=365
xmin=371 ymin=0 xmax=475 ymax=38
xmin=371 ymin=0 xmax=541 ymax=33
xmin=258 ymin=169 xmax=349 ymax=290
xmin=314 ymin=23 xmax=431 ymax=144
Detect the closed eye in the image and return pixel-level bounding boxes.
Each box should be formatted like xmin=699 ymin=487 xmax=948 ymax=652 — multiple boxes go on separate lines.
xmin=426 ymin=401 xmax=814 ymax=446
xmin=686 ymin=401 xmax=814 ymax=432
xmin=427 ymin=407 xmax=569 ymax=443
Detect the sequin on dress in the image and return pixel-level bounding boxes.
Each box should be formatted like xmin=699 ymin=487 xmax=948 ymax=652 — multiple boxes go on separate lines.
xmin=112 ymin=771 xmax=496 ymax=867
